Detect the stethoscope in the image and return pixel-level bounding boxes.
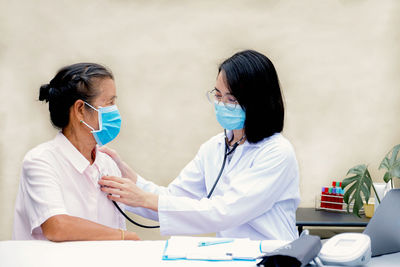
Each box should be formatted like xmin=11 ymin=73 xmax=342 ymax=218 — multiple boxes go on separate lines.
xmin=113 ymin=129 xmax=246 ymax=229
xmin=207 ymin=129 xmax=246 ymax=198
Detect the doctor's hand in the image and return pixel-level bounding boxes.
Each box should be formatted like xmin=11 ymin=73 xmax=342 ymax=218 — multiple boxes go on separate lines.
xmin=99 ymin=176 xmax=158 ymax=212
xmin=98 ymin=146 xmax=138 ymax=183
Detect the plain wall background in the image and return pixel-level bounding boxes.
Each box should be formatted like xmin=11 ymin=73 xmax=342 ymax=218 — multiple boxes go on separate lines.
xmin=1 ymin=0 xmax=399 ymax=240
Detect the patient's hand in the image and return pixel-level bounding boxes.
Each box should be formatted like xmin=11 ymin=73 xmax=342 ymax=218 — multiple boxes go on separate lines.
xmin=98 ymin=146 xmax=138 ymax=183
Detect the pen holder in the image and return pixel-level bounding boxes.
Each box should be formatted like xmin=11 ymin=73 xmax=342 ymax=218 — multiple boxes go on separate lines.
xmin=363 ymin=203 xmax=374 ymax=218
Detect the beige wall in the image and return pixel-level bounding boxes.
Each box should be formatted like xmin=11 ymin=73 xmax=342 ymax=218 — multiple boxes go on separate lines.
xmin=1 ymin=0 xmax=399 ymax=240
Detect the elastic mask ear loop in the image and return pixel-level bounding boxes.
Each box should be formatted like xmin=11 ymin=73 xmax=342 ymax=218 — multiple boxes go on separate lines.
xmin=80 ymin=102 xmax=98 ymax=131
xmin=80 ymin=120 xmax=95 ymax=131
xmin=84 ymin=102 xmax=99 ymax=112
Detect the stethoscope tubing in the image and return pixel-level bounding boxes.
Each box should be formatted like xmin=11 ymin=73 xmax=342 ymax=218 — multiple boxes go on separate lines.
xmin=112 ymin=200 xmax=160 ymax=228
xmin=207 ymin=141 xmax=234 ymax=198
xmin=115 ymin=130 xmax=243 ymax=229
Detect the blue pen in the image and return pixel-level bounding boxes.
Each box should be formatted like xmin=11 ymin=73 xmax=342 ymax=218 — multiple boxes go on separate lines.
xmin=198 ymin=239 xmax=234 ymax=247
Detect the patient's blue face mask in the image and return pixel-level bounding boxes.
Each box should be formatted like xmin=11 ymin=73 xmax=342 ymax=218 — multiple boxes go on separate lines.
xmin=214 ymin=101 xmax=246 ymax=130
xmin=81 ymin=102 xmax=122 ymax=146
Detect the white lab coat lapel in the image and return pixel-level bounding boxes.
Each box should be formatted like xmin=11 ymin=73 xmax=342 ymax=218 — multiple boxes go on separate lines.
xmin=205 ymin=137 xmax=227 ymax=196
xmin=225 ymin=145 xmax=244 ymax=173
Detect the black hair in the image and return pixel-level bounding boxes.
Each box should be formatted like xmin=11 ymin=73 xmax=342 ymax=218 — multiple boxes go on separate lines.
xmin=219 ymin=50 xmax=284 ymax=143
xmin=39 ymin=63 xmax=114 ymax=129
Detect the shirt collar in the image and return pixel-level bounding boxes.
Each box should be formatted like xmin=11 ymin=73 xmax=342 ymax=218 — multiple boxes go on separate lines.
xmin=54 ymin=131 xmax=99 ymax=173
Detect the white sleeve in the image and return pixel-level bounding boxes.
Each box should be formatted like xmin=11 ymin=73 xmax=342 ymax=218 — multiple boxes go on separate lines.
xmin=126 ymin=148 xmax=207 ymax=220
xmin=21 ymin=156 xmax=68 ymax=234
xmin=124 ymin=176 xmax=161 ymax=221
xmin=157 ymin=144 xmax=299 ymax=236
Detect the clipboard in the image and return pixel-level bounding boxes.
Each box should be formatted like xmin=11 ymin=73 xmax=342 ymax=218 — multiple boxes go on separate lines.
xmin=162 ymin=236 xmax=289 ymax=262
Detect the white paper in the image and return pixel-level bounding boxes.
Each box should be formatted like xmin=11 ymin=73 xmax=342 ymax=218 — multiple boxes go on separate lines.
xmin=162 ymin=236 xmax=267 ymax=261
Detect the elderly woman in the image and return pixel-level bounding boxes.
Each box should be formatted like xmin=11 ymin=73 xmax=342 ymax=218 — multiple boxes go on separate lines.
xmin=13 ymin=63 xmax=139 ymax=241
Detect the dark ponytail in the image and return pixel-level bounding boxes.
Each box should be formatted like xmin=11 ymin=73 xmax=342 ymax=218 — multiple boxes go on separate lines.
xmin=39 ymin=84 xmax=51 ymax=102
xmin=39 ymin=63 xmax=114 ymax=129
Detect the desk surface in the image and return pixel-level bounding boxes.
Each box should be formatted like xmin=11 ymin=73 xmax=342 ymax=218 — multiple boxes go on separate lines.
xmin=296 ymin=207 xmax=370 ymax=227
xmin=1 ymin=240 xmax=399 ymax=267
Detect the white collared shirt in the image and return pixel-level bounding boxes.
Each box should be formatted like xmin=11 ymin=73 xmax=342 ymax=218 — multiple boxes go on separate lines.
xmin=128 ymin=132 xmax=300 ymax=240
xmin=13 ymin=132 xmax=125 ymax=240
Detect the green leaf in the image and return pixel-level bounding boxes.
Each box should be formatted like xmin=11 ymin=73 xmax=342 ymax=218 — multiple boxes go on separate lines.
xmin=393 ymin=164 xmax=400 ymax=178
xmin=379 ymin=157 xmax=390 ymax=170
xmin=360 ymin=184 xmax=370 ymax=204
xmin=343 ymin=181 xmax=358 ymax=213
xmin=347 ymin=165 xmax=365 ymax=176
xmin=341 ymin=175 xmax=358 ymax=188
xmin=341 ymin=164 xmax=373 ymax=217
xmin=383 ymin=172 xmax=392 ymax=183
xmin=379 ymin=144 xmax=400 ymax=181
xmin=352 ymin=192 xmax=363 ymax=218
xmin=343 ymin=182 xmax=356 ymax=203
xmin=390 ymin=145 xmax=400 ymax=165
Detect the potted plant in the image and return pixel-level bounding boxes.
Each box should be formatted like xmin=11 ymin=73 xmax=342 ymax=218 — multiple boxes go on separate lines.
xmin=341 ymin=144 xmax=400 ymax=217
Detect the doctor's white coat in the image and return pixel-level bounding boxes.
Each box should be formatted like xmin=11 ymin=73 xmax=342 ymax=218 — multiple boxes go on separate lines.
xmin=127 ymin=132 xmax=300 ymax=240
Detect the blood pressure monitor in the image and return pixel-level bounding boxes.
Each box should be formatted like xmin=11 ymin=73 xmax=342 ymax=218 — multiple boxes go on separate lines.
xmin=318 ymin=233 xmax=371 ymax=266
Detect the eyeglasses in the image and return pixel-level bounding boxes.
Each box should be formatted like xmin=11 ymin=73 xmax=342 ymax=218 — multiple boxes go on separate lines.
xmin=206 ymin=89 xmax=239 ymax=111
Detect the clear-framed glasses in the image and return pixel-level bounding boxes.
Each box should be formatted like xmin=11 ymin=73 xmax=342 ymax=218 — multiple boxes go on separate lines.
xmin=206 ymin=88 xmax=239 ymax=111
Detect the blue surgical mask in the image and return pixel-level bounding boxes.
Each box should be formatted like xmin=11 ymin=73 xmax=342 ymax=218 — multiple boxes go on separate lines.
xmin=81 ymin=102 xmax=122 ymax=146
xmin=214 ymin=101 xmax=246 ymax=130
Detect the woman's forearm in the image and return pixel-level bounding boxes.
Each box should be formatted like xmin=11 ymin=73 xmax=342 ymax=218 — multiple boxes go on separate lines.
xmin=41 ymin=214 xmax=139 ymax=242
xmin=142 ymin=192 xmax=159 ymax=211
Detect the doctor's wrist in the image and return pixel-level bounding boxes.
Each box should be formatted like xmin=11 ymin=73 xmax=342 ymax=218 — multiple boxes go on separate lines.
xmin=142 ymin=192 xmax=159 ymax=212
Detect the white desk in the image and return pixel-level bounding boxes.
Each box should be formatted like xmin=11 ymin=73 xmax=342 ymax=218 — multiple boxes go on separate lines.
xmin=0 ymin=240 xmax=399 ymax=267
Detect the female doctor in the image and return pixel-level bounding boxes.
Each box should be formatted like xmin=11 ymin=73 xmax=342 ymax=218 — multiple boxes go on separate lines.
xmin=99 ymin=50 xmax=300 ymax=240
